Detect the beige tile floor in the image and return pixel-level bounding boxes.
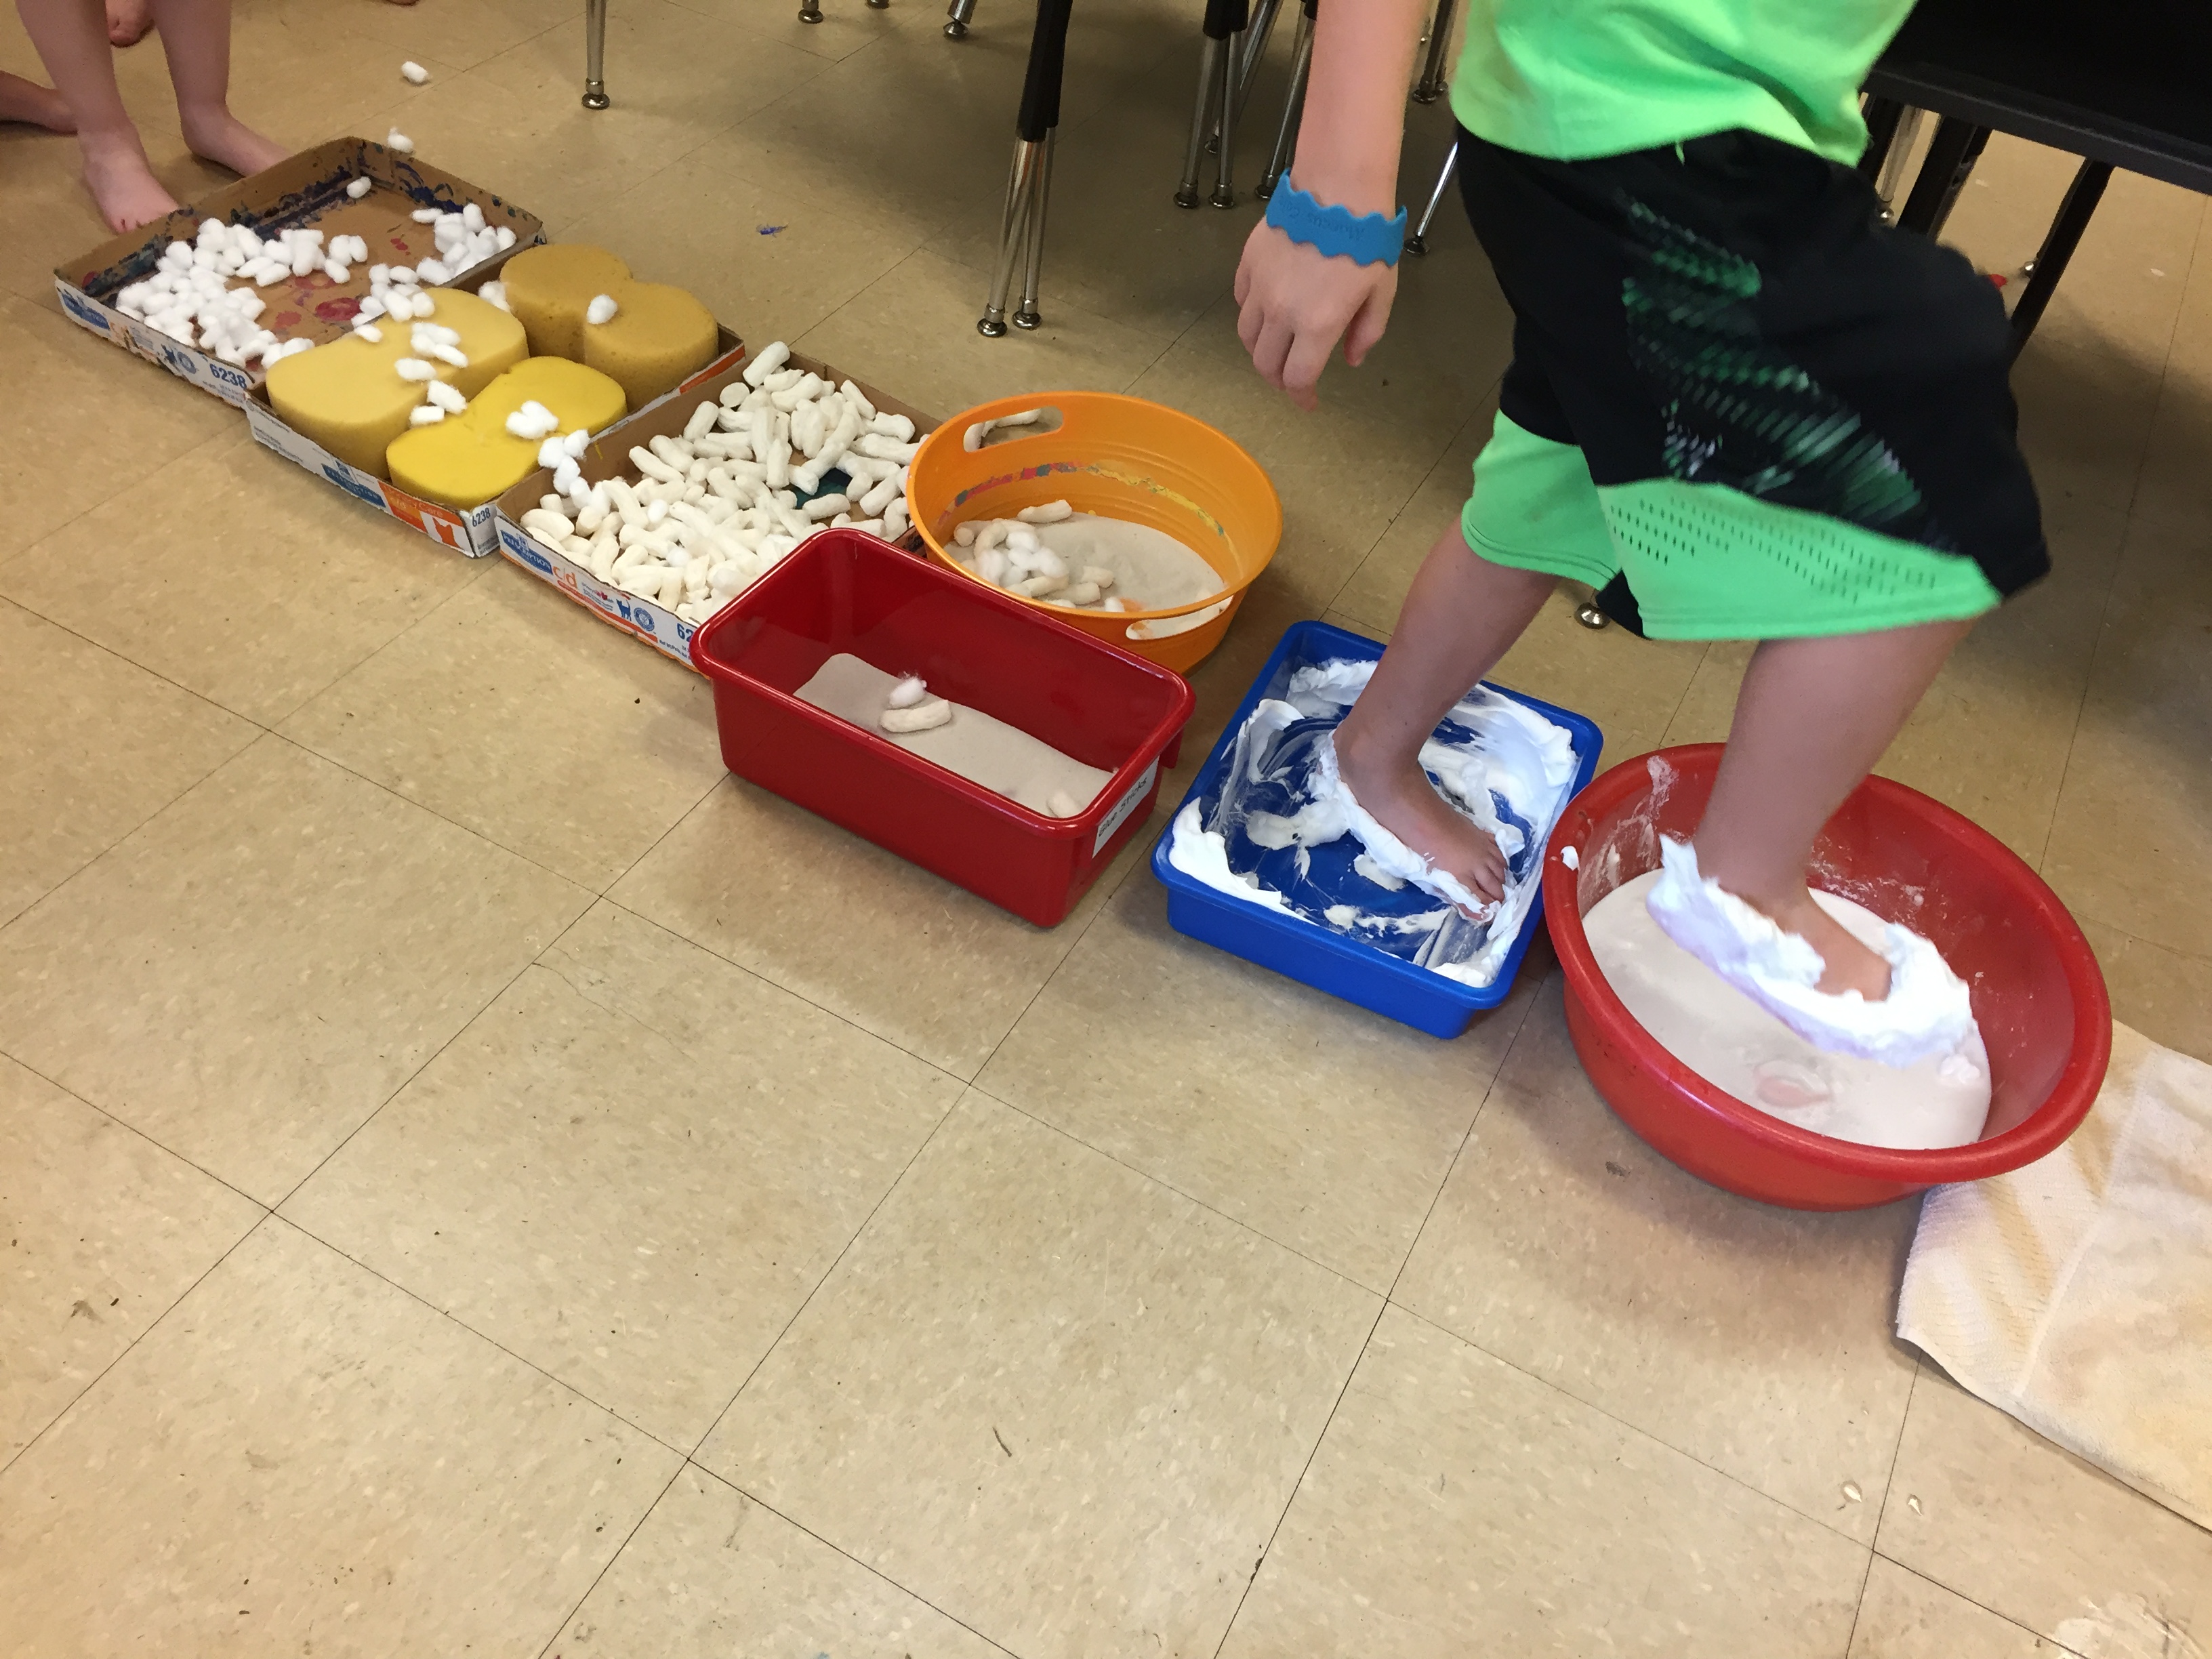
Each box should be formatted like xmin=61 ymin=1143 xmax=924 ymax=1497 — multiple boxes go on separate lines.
xmin=2 ymin=1 xmax=2208 ymax=1653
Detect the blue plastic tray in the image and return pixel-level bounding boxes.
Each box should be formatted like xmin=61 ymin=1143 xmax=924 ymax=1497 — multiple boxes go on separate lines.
xmin=1149 ymin=619 xmax=1603 ymax=1037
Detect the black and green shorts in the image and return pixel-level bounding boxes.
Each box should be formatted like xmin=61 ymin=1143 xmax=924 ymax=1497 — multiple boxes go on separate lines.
xmin=1455 ymin=127 xmax=2048 ymax=639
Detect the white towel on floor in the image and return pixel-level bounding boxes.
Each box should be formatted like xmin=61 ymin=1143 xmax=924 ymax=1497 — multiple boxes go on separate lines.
xmin=1897 ymin=1021 xmax=2212 ymax=1529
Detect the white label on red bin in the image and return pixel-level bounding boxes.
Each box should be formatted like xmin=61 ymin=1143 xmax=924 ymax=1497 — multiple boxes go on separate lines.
xmin=1094 ymin=758 xmax=1159 ymax=857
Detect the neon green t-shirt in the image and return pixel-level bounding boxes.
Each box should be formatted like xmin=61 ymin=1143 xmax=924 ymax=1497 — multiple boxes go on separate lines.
xmin=1450 ymin=0 xmax=1912 ymax=166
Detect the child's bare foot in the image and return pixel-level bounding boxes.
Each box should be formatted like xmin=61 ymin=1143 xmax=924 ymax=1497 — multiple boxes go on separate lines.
xmin=178 ymin=106 xmax=286 ymax=178
xmin=1334 ymin=723 xmax=1508 ymax=907
xmin=1741 ymin=885 xmax=1891 ymax=1001
xmin=105 ymin=0 xmax=154 ymax=46
xmin=80 ymin=127 xmax=178 ymax=232
xmin=0 ymin=70 xmax=75 ymax=131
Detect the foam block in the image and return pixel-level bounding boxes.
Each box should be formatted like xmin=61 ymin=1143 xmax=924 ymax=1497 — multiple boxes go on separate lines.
xmin=264 ymin=291 xmax=525 ymax=477
xmin=498 ymin=243 xmax=721 ymax=411
xmin=498 ymin=243 xmax=629 ymax=361
xmin=385 ymin=356 xmax=626 ymax=509
xmin=582 ymin=281 xmax=720 ymax=413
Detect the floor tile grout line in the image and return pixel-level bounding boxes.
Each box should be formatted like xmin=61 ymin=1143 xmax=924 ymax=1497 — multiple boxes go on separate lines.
xmin=1867 ymin=1548 xmax=2088 ymax=1658
xmin=1843 ymin=1362 xmax=1922 ymax=1656
xmin=0 ymin=1202 xmax=274 ymax=1484
xmin=0 ymin=1045 xmax=268 ymax=1216
xmin=1315 ymin=384 xmax=1509 ymax=621
xmin=0 ymin=418 xmax=242 ymax=594
xmin=1204 ymin=977 xmax=1548 ymax=1659
xmin=2106 ymin=190 xmax=2209 ymax=523
xmin=0 ymin=720 xmax=298 ymax=947
xmin=2026 ymin=516 xmax=2135 ymax=877
xmin=1204 ymin=1303 xmax=1390 ymax=1659
xmin=590 ymin=888 xmax=976 ymax=1092
xmin=679 ymin=1085 xmax=971 ymax=1462
xmin=1385 ymin=1297 xmax=1887 ymax=1550
xmin=260 ymin=893 xmax=598 ymax=1218
xmin=681 ymin=1461 xmax=1027 ymax=1659
xmin=965 ymin=1081 xmax=1393 ymax=1298
xmin=529 ymin=1458 xmax=693 ymax=1659
xmin=264 ymin=1211 xmax=690 ymax=1455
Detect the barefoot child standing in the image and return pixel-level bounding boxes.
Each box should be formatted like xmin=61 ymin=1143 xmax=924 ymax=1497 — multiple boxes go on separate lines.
xmin=16 ymin=0 xmax=287 ymax=232
xmin=1235 ymin=0 xmax=2044 ymax=1050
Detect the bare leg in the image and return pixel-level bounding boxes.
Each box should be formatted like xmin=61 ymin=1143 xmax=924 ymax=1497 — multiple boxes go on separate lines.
xmin=15 ymin=0 xmax=176 ymax=230
xmin=156 ymin=0 xmax=283 ymax=176
xmin=104 ymin=0 xmax=151 ymax=45
xmin=1332 ymin=523 xmax=1557 ymax=903
xmin=1693 ymin=619 xmax=1970 ymax=1000
xmin=0 ymin=66 xmax=75 ymax=128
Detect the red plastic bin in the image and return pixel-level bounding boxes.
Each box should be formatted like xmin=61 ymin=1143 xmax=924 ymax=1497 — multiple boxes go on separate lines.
xmin=1543 ymin=745 xmax=2111 ymax=1210
xmin=689 ymin=529 xmax=1195 ymax=927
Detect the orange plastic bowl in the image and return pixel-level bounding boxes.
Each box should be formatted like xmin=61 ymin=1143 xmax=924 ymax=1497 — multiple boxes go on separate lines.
xmin=905 ymin=392 xmax=1282 ymax=674
xmin=1542 ymin=745 xmax=2110 ymax=1210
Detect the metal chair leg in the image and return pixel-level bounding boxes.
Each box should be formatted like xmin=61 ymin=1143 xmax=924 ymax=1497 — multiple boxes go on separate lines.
xmin=980 ymin=138 xmax=1046 ymax=337
xmin=1896 ymin=116 xmax=1987 ymax=239
xmin=1211 ymin=20 xmax=1240 ymax=207
xmin=1014 ymin=128 xmax=1056 ymax=330
xmin=798 ymin=0 xmax=823 ymax=20
xmin=1405 ymin=138 xmax=1458 ymax=254
xmin=1256 ymin=0 xmax=1315 ymax=199
xmin=944 ymin=0 xmax=977 ymax=37
xmin=581 ymin=0 xmax=610 ymax=108
xmin=2009 ymin=158 xmax=2112 ymax=356
xmin=1176 ymin=35 xmax=1225 ymax=208
xmin=1235 ymin=0 xmax=1282 ymax=104
xmin=1872 ymin=106 xmax=1925 ymax=220
xmin=1411 ymin=0 xmax=1456 ymax=103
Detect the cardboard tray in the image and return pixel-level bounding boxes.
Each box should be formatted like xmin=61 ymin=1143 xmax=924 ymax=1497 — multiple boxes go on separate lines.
xmin=493 ymin=350 xmax=936 ymax=667
xmin=54 ymin=136 xmax=544 ymax=410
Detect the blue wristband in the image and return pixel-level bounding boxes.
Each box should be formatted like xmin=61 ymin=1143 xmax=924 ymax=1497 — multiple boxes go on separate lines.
xmin=1263 ymin=180 xmax=1407 ymax=268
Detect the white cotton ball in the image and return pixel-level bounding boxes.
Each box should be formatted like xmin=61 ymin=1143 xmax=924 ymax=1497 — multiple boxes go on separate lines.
xmin=346 ymin=176 xmax=373 ymax=200
xmin=564 ymin=428 xmax=588 ymax=459
xmin=537 ymin=436 xmax=569 ymax=470
xmin=416 ymin=258 xmax=451 ymax=285
xmin=425 ymin=380 xmax=466 ymax=413
xmin=885 ymin=675 xmax=928 ymax=709
xmin=387 ymin=127 xmax=415 ymax=153
xmin=394 ymin=356 xmax=437 ymax=382
xmin=401 ymin=60 xmax=430 ymax=83
xmin=353 ymin=323 xmax=384 ymax=343
xmin=493 ymin=225 xmax=516 ymax=251
xmin=586 ymin=293 xmax=618 ymax=326
xmin=461 ymin=202 xmax=485 ymax=232
xmin=409 ymin=404 xmax=446 ymax=426
xmin=477 ymin=279 xmax=509 ymax=312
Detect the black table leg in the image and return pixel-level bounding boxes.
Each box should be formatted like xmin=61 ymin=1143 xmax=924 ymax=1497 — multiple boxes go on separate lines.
xmin=2009 ymin=158 xmax=2113 ymax=356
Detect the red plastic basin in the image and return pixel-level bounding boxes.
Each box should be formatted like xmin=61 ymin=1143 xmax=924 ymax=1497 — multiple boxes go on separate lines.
xmin=1542 ymin=744 xmax=2111 ymax=1210
xmin=691 ymin=530 xmax=1194 ymax=928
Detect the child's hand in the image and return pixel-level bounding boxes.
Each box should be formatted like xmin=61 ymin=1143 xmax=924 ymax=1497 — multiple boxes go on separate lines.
xmin=1234 ymin=217 xmax=1398 ymax=411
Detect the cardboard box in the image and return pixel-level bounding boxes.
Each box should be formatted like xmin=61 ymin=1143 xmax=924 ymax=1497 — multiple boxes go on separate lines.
xmin=53 ymin=136 xmax=544 ymax=409
xmin=244 ymin=291 xmax=746 ymax=559
xmin=495 ymin=351 xmax=935 ymax=668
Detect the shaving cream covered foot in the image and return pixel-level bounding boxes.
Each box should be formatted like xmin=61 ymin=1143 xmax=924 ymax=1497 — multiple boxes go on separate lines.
xmin=1643 ymin=836 xmax=1978 ymax=1069
xmin=1590 ymin=867 xmax=1990 ymax=1149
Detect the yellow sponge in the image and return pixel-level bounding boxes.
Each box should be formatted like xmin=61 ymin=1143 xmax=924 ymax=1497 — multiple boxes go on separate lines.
xmin=499 ymin=243 xmax=630 ymax=361
xmin=385 ymin=356 xmax=628 ymax=510
xmin=494 ymin=243 xmax=722 ymax=411
xmin=264 ymin=290 xmax=526 ymax=478
xmin=583 ymin=281 xmax=720 ymax=413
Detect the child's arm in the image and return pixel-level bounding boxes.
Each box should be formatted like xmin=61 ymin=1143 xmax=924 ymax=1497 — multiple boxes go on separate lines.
xmin=1234 ymin=0 xmax=1429 ymax=410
